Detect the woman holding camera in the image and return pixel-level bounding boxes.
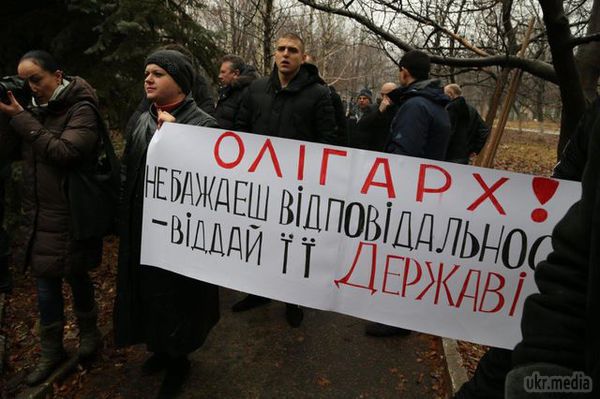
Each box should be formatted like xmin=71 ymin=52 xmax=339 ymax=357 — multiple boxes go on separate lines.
xmin=114 ymin=49 xmax=220 ymax=398
xmin=0 ymin=50 xmax=104 ymax=385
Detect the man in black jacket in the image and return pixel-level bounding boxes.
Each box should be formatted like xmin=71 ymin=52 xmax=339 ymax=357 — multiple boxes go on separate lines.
xmin=235 ymin=33 xmax=338 ymax=144
xmin=366 ymin=50 xmax=451 ymax=337
xmin=444 ymin=83 xmax=489 ymax=164
xmin=215 ymin=55 xmax=259 ymax=130
xmin=233 ymin=32 xmax=339 ymax=327
xmin=347 ymin=88 xmax=377 ymax=149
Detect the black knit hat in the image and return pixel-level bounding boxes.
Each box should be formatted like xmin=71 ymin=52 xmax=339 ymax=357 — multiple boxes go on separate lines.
xmin=399 ymin=50 xmax=431 ymax=81
xmin=358 ymin=88 xmax=373 ymax=101
xmin=145 ymin=50 xmax=194 ymax=94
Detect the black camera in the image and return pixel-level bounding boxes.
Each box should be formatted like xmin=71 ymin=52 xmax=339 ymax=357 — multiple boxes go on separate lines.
xmin=0 ymin=76 xmax=30 ymax=105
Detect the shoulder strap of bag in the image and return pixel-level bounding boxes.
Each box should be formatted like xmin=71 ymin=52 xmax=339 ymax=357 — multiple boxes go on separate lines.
xmin=66 ymin=100 xmax=119 ymax=175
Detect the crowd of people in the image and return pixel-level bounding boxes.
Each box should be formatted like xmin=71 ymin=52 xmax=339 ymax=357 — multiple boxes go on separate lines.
xmin=0 ymin=30 xmax=597 ymax=399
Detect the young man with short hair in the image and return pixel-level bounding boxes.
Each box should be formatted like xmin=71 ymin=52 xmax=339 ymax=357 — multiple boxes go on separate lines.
xmin=234 ymin=32 xmax=339 ymax=327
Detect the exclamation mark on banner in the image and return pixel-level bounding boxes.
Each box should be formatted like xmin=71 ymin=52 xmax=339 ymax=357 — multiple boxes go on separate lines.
xmin=531 ymin=177 xmax=559 ymax=223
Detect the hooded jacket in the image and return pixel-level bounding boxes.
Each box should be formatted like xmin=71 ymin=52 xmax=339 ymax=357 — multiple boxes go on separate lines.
xmin=386 ymin=79 xmax=451 ymax=160
xmin=0 ymin=77 xmax=103 ymax=277
xmin=235 ymin=63 xmax=339 ymax=144
xmin=215 ymin=65 xmax=259 ymax=130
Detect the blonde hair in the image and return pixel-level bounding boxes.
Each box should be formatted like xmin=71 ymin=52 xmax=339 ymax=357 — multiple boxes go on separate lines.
xmin=277 ymin=32 xmax=305 ymax=53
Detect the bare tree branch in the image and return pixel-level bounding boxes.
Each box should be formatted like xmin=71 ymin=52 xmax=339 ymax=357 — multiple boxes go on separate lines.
xmin=297 ymin=0 xmax=558 ymax=83
xmin=570 ymin=31 xmax=600 ymax=47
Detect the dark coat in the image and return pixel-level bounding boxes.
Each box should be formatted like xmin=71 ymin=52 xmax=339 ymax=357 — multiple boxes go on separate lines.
xmin=386 ymin=79 xmax=451 ymax=160
xmin=328 ymin=85 xmax=347 ymax=146
xmin=235 ymin=63 xmax=339 ymax=144
xmin=445 ymin=96 xmax=489 ymax=164
xmin=215 ymin=65 xmax=259 ymax=130
xmin=0 ymin=77 xmax=102 ymax=277
xmin=114 ymin=95 xmax=220 ymax=355
xmin=510 ymin=116 xmax=600 ymax=396
xmin=353 ymin=103 xmax=399 ymax=152
xmin=347 ymin=104 xmax=377 ymax=149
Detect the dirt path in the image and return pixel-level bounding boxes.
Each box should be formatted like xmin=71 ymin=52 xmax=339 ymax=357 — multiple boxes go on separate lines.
xmin=71 ymin=289 xmax=449 ymax=399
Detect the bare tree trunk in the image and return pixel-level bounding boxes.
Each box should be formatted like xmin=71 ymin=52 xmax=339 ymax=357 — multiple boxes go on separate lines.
xmin=535 ymin=79 xmax=545 ymax=123
xmin=477 ymin=19 xmax=535 ymax=167
xmin=539 ymin=0 xmax=587 ymax=157
xmin=485 ymin=68 xmax=510 ymax=128
xmin=502 ymin=0 xmax=518 ymax=54
xmin=229 ymin=1 xmax=237 ymax=53
xmin=576 ymin=0 xmax=600 ymax=102
xmin=262 ymin=0 xmax=274 ymax=75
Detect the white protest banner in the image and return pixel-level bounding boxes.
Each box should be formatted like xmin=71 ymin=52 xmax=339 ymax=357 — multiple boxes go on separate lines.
xmin=140 ymin=122 xmax=580 ymax=349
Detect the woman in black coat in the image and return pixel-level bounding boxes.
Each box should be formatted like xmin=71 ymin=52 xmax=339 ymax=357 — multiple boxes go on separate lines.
xmin=114 ymin=50 xmax=220 ymax=398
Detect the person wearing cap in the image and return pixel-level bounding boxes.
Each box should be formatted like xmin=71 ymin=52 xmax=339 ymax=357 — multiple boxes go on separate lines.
xmin=356 ymin=88 xmax=374 ymax=119
xmin=347 ymin=88 xmax=377 ymax=149
xmin=114 ymin=49 xmax=220 ymax=398
xmin=366 ymin=50 xmax=451 ymax=338
xmin=124 ymin=43 xmax=216 ymax=139
xmin=354 ymin=82 xmax=399 ymax=151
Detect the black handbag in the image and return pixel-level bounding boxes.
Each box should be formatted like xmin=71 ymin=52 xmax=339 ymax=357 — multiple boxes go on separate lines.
xmin=67 ymin=101 xmax=120 ymax=240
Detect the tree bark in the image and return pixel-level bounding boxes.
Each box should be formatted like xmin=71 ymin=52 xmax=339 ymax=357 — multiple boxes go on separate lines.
xmin=539 ymin=0 xmax=587 ymax=157
xmin=576 ymin=0 xmax=600 ymax=102
xmin=485 ymin=68 xmax=510 ymax=128
xmin=262 ymin=0 xmax=274 ymax=76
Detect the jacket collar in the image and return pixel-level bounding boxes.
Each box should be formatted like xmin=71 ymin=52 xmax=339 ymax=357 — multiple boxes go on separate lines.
xmin=269 ymin=63 xmax=321 ymax=93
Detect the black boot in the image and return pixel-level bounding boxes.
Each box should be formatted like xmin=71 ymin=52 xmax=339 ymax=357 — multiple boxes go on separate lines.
xmin=26 ymin=321 xmax=67 ymax=386
xmin=231 ymin=294 xmax=271 ymax=312
xmin=0 ymin=255 xmax=11 ymax=294
xmin=157 ymin=355 xmax=190 ymax=399
xmin=285 ymin=304 xmax=304 ymax=328
xmin=75 ymin=306 xmax=101 ymax=359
